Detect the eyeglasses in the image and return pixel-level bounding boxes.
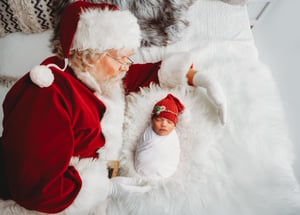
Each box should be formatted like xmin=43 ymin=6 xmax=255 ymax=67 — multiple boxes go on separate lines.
xmin=106 ymin=53 xmax=134 ymax=67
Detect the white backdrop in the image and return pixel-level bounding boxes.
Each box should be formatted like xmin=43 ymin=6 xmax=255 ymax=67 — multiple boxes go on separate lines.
xmin=0 ymin=30 xmax=52 ymax=78
xmin=0 ymin=30 xmax=52 ymax=133
xmin=252 ymin=0 xmax=300 ymax=183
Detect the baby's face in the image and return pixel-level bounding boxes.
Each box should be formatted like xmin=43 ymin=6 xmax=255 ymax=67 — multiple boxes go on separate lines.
xmin=152 ymin=117 xmax=175 ymax=136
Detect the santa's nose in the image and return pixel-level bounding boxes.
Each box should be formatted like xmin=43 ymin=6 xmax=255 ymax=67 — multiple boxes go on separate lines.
xmin=120 ymin=64 xmax=130 ymax=72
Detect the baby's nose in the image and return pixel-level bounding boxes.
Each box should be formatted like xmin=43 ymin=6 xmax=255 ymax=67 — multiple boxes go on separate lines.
xmin=161 ymin=120 xmax=168 ymax=126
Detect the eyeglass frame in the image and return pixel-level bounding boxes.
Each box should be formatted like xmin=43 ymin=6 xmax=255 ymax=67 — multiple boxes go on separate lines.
xmin=106 ymin=53 xmax=134 ymax=67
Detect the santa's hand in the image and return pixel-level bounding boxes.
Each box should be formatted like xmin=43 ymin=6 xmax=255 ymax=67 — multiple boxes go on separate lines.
xmin=193 ymin=73 xmax=227 ymax=125
xmin=109 ymin=176 xmax=151 ymax=198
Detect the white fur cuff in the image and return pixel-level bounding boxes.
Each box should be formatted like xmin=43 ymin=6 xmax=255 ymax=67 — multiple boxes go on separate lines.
xmin=72 ymin=8 xmax=141 ymax=52
xmin=158 ymin=52 xmax=193 ymax=88
xmin=64 ymin=158 xmax=110 ymax=214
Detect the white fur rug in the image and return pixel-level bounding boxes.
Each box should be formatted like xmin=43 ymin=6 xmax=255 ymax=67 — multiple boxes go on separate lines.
xmin=107 ymin=39 xmax=300 ymax=214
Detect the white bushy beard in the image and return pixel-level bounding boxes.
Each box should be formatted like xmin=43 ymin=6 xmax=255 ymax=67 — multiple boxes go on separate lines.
xmin=95 ymin=72 xmax=126 ymax=161
xmin=96 ymin=71 xmax=126 ymax=97
xmin=72 ymin=66 xmax=126 ymax=161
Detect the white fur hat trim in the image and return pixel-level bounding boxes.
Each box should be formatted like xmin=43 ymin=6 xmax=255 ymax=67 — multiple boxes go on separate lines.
xmin=71 ymin=8 xmax=141 ymax=52
xmin=29 ymin=65 xmax=54 ymax=88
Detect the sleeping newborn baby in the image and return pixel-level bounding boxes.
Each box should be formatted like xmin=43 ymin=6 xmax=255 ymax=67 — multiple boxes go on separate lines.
xmin=134 ymin=94 xmax=184 ymax=179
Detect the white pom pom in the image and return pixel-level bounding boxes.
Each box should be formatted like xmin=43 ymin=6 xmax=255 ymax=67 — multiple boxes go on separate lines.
xmin=29 ymin=65 xmax=54 ymax=88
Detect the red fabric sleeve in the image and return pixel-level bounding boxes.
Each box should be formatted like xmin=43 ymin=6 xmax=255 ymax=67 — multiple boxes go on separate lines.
xmin=1 ymin=76 xmax=81 ymax=213
xmin=124 ymin=62 xmax=161 ymax=94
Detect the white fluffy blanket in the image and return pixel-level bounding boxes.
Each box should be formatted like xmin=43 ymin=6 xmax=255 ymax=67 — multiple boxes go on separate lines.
xmin=107 ymin=35 xmax=300 ymax=215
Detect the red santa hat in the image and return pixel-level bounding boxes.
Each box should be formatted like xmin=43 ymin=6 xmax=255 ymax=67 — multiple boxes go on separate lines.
xmin=152 ymin=94 xmax=185 ymax=125
xmin=30 ymin=1 xmax=141 ymax=88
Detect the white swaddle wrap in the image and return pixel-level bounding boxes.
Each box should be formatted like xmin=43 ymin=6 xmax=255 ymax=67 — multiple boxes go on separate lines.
xmin=134 ymin=126 xmax=180 ymax=178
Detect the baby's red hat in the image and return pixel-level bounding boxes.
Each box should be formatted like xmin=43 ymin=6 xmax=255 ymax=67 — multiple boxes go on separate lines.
xmin=152 ymin=94 xmax=184 ymax=124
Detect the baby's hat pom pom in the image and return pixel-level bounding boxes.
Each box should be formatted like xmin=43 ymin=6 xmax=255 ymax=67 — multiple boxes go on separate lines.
xmin=29 ymin=65 xmax=54 ymax=88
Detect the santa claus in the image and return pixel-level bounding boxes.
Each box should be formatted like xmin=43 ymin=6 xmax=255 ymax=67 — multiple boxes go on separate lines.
xmin=0 ymin=1 xmax=226 ymax=214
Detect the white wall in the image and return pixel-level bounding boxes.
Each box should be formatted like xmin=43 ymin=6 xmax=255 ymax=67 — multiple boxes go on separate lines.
xmin=0 ymin=30 xmax=52 ymax=78
xmin=0 ymin=30 xmax=52 ymax=133
xmin=252 ymin=0 xmax=300 ymax=181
